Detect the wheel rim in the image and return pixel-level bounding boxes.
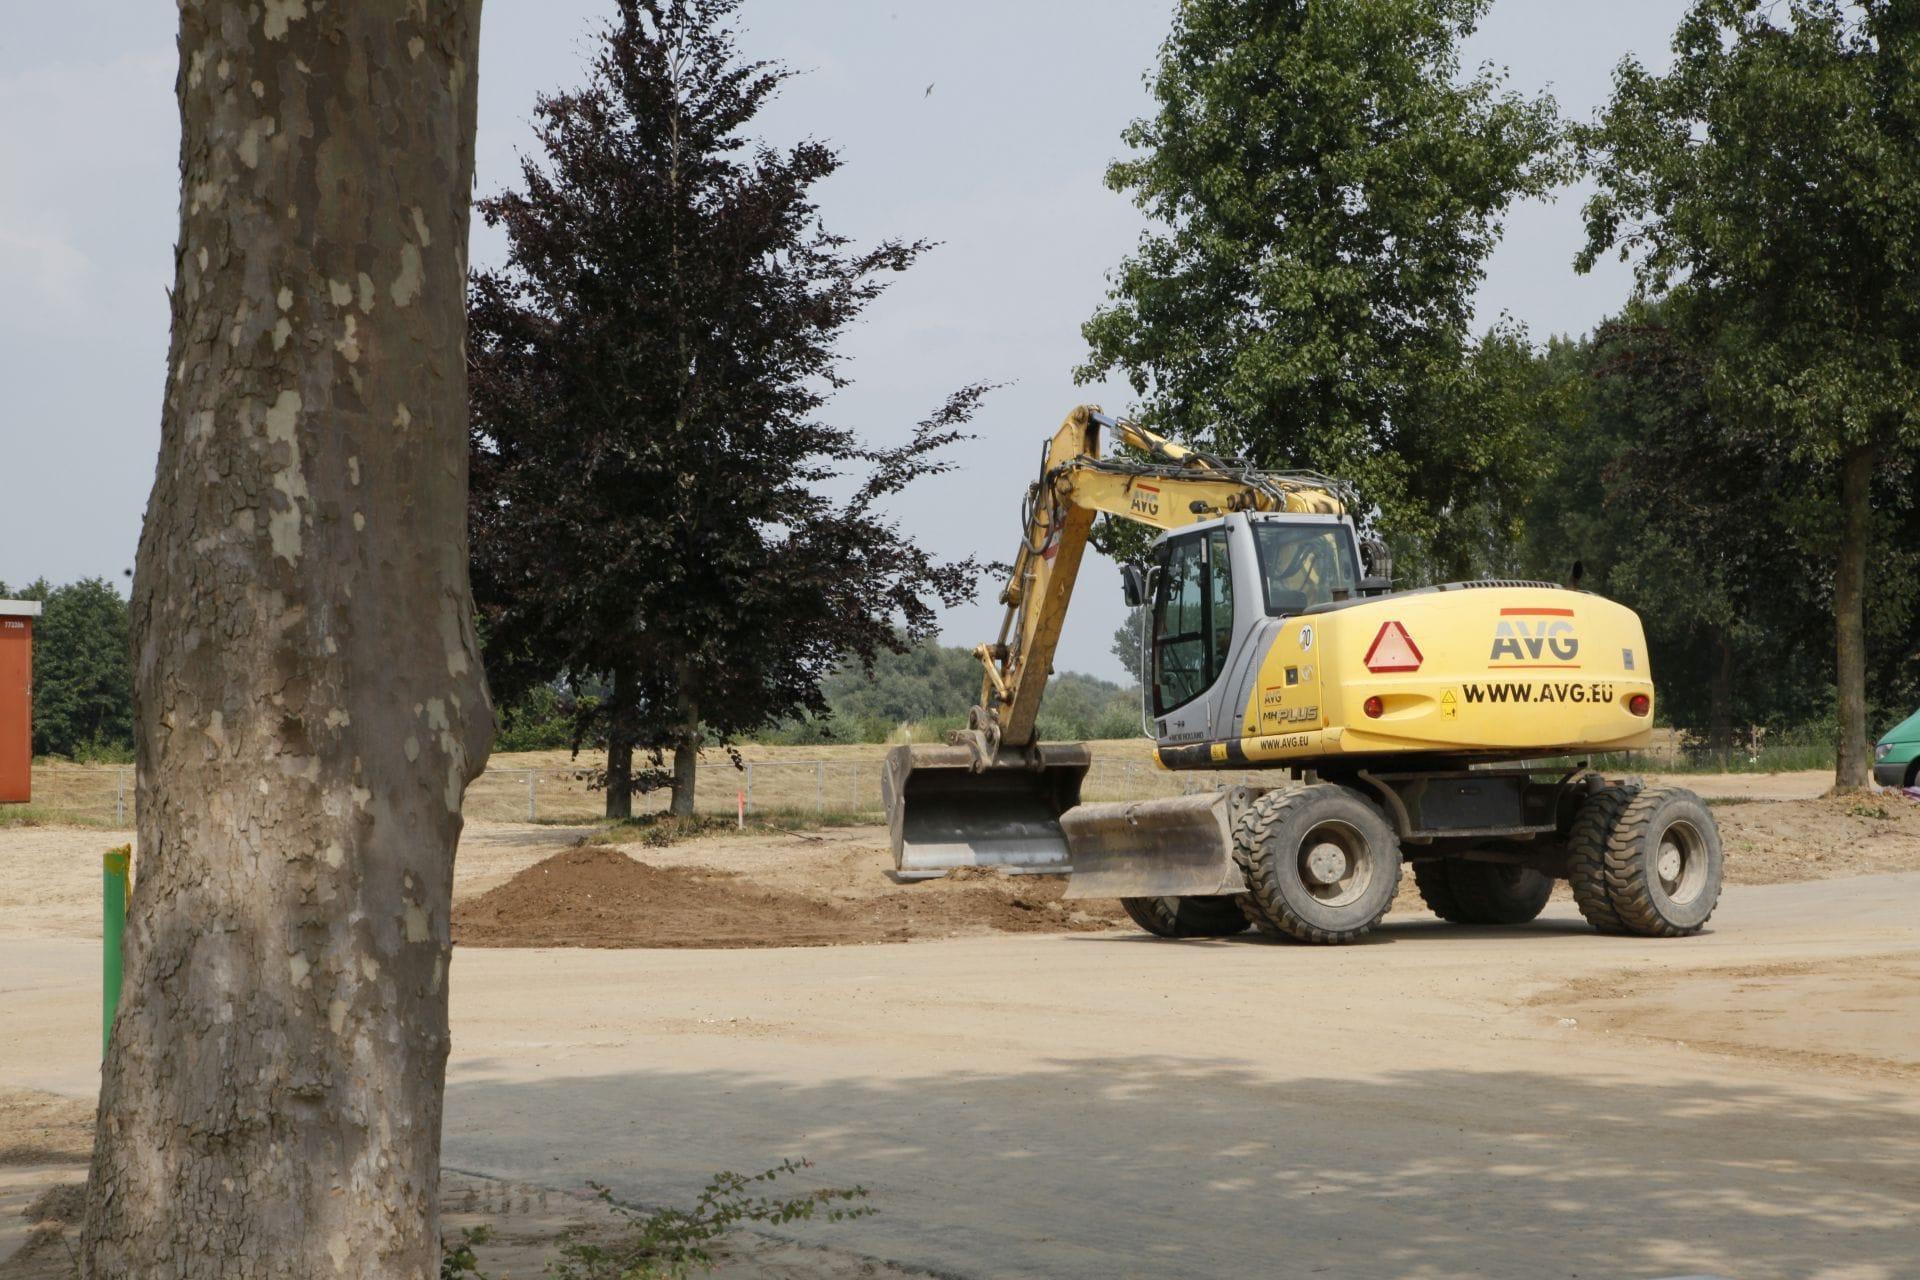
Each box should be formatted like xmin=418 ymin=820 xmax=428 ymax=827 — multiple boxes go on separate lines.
xmin=1654 ymin=817 xmax=1710 ymax=906
xmin=1296 ymin=819 xmax=1374 ymax=907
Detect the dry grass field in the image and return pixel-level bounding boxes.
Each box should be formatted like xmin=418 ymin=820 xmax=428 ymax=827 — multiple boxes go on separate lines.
xmin=18 ymin=742 xmax=1213 ymax=827
xmin=19 ymin=728 xmax=1819 ymax=828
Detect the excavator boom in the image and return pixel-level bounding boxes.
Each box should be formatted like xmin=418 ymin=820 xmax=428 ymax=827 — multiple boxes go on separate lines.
xmin=884 ymin=406 xmax=1345 ymax=876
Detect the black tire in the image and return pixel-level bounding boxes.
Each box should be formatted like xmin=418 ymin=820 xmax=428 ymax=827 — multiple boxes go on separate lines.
xmin=1120 ymin=895 xmax=1252 ymax=938
xmin=1602 ymin=786 xmax=1723 ymax=937
xmin=1566 ymin=783 xmax=1641 ymax=935
xmin=1232 ymin=784 xmax=1400 ymax=944
xmin=1410 ymin=859 xmax=1466 ymax=922
xmin=1414 ymin=859 xmax=1553 ymax=925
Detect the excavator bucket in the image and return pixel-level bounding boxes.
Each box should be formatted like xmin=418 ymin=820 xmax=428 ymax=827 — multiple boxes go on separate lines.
xmin=882 ymin=743 xmax=1092 ymax=878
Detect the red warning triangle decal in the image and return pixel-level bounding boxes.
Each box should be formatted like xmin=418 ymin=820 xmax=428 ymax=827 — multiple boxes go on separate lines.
xmin=1364 ymin=621 xmax=1423 ymax=673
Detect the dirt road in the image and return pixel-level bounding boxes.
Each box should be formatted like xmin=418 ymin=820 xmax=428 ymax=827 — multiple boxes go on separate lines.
xmin=6 ymin=867 xmax=1917 ymax=1279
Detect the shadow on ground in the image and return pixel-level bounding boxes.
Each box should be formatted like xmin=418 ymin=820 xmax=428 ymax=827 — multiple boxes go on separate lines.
xmin=443 ymin=1056 xmax=1919 ymax=1280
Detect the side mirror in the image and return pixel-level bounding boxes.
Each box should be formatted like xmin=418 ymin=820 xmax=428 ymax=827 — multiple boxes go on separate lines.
xmin=1120 ymin=564 xmax=1147 ymax=608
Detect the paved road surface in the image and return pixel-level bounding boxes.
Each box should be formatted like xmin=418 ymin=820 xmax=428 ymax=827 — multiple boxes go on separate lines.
xmin=6 ymin=876 xmax=1918 ymax=1279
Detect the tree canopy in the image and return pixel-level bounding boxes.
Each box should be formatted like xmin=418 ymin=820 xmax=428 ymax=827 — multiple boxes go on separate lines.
xmin=0 ymin=577 xmax=133 ymax=760
xmin=1509 ymin=313 xmax=1903 ymax=747
xmin=469 ymin=0 xmax=980 ymax=815
xmin=1079 ymin=0 xmax=1562 ymax=577
xmin=1578 ymin=0 xmax=1920 ymax=785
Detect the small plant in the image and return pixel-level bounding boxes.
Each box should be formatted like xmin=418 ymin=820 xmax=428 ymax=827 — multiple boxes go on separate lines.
xmin=1848 ymin=802 xmax=1891 ymax=820
xmin=579 ymin=813 xmax=739 ymax=848
xmin=439 ymin=1162 xmax=872 ymax=1280
xmin=441 ymin=1226 xmax=491 ymax=1279
xmin=548 ymin=1159 xmax=872 ymax=1280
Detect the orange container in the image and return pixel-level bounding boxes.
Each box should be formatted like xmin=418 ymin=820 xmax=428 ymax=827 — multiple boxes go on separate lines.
xmin=0 ymin=601 xmax=39 ymax=804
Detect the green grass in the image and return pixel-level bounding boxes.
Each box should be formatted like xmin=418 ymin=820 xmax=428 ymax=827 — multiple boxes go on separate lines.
xmin=0 ymin=804 xmax=122 ymax=829
xmin=1589 ymin=742 xmax=1835 ymax=774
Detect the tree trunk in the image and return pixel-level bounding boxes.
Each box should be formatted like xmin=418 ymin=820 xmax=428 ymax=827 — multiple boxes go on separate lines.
xmin=605 ymin=741 xmax=634 ymax=818
xmin=1833 ymin=441 xmax=1874 ymax=791
xmin=83 ymin=3 xmax=489 ymax=1276
xmin=670 ymin=686 xmax=699 ymax=818
xmin=604 ymin=669 xmax=634 ymax=819
xmin=1707 ymin=630 xmax=1735 ymax=759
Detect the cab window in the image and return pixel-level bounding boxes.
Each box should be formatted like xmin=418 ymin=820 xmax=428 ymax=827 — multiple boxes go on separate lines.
xmin=1206 ymin=528 xmax=1233 ymax=670
xmin=1252 ymin=522 xmax=1358 ymax=616
xmin=1153 ymin=529 xmax=1234 ymax=715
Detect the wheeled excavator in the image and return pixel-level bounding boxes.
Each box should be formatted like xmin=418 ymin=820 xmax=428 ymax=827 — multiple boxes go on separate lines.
xmin=881 ymin=405 xmax=1724 ymax=943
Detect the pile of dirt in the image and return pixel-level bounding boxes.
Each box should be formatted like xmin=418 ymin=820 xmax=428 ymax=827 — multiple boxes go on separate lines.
xmin=454 ymin=845 xmax=1124 ymax=949
xmin=1716 ymin=792 xmax=1920 ymax=884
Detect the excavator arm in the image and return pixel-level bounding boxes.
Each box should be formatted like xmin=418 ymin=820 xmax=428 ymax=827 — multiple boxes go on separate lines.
xmin=966 ymin=405 xmax=1343 ymax=759
xmin=882 ymin=405 xmax=1343 ymax=876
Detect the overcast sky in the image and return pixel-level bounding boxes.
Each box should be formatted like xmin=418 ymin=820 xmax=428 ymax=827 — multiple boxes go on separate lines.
xmin=0 ymin=0 xmax=1686 ymax=681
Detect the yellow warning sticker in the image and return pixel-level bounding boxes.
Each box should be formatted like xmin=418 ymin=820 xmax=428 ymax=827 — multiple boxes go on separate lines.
xmin=1210 ymin=742 xmax=1228 ymax=762
xmin=1441 ymin=689 xmax=1458 ymax=719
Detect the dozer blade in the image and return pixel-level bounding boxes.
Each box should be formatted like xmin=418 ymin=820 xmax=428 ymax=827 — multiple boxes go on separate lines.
xmin=1059 ymin=788 xmax=1253 ymax=900
xmin=882 ymin=743 xmax=1092 ymax=878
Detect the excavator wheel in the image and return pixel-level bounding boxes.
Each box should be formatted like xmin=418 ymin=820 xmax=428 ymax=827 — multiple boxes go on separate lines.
xmin=1120 ymin=895 xmax=1252 ymax=939
xmin=1231 ymin=784 xmax=1400 ymax=944
xmin=1413 ymin=859 xmax=1554 ymax=925
xmin=1599 ymin=786 xmax=1723 ymax=937
xmin=1566 ymin=783 xmax=1642 ymax=934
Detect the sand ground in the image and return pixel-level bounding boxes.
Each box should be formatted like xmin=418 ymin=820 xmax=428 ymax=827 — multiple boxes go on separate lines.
xmin=3 ymin=777 xmax=1919 ymax=1278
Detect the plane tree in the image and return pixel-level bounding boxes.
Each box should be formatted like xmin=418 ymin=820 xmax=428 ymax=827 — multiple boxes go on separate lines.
xmin=83 ymin=0 xmax=492 ymax=1272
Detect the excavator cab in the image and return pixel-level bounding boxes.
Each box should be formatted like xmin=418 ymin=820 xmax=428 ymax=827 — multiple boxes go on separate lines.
xmin=1143 ymin=512 xmax=1365 ymax=749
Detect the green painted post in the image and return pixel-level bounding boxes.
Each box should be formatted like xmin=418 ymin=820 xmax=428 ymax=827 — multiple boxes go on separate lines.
xmin=103 ymin=845 xmax=130 ymax=1058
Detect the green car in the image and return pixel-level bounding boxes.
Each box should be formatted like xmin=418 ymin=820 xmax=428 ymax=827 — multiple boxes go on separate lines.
xmin=1877 ymin=707 xmax=1920 ymax=789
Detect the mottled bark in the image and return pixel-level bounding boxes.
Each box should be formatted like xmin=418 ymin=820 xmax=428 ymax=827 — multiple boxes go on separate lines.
xmin=82 ymin=2 xmax=490 ymax=1276
xmin=1833 ymin=441 xmax=1873 ymax=791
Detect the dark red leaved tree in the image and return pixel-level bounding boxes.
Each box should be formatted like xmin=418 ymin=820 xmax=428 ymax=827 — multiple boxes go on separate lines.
xmin=470 ymin=0 xmax=981 ymax=816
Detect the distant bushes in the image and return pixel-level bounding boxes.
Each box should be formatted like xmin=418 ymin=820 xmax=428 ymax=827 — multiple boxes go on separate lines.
xmin=753 ymin=642 xmax=1143 ymax=745
xmin=492 ymin=682 xmax=594 ymax=752
xmin=1 ymin=577 xmax=135 ymax=761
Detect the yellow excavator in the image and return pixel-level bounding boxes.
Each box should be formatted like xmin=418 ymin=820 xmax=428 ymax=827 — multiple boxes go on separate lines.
xmin=882 ymin=405 xmax=1724 ymax=943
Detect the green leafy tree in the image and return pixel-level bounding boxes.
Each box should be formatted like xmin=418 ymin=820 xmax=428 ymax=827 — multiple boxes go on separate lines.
xmin=1514 ymin=309 xmax=1920 ymax=748
xmin=1518 ymin=316 xmax=1830 ymax=747
xmin=1578 ymin=0 xmax=1920 ymax=787
xmin=1079 ymin=0 xmax=1562 ymax=576
xmin=766 ymin=640 xmax=1142 ymax=743
xmin=1111 ymin=606 xmax=1147 ymax=686
xmin=469 ymin=0 xmax=980 ymax=817
xmin=0 ymin=577 xmax=134 ymax=759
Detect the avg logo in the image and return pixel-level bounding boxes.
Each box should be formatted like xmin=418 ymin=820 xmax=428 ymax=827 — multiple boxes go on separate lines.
xmin=1490 ymin=607 xmax=1579 ymax=666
